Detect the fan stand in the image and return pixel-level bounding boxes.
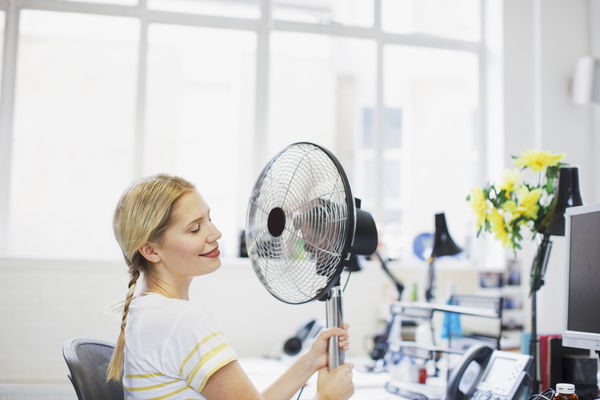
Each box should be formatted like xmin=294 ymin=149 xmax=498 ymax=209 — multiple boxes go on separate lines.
xmin=325 ymin=283 xmax=344 ymax=370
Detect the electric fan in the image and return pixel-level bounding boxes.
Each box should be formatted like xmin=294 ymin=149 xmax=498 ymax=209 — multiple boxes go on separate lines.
xmin=245 ymin=142 xmax=378 ymax=369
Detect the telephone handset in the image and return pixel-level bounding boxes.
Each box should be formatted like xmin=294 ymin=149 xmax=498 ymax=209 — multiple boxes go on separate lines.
xmin=446 ymin=345 xmax=531 ymax=400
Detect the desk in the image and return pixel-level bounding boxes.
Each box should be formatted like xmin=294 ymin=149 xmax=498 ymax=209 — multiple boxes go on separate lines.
xmin=240 ymin=357 xmax=438 ymax=400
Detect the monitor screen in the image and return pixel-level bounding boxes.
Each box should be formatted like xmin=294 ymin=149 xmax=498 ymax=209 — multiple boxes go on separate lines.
xmin=564 ymin=205 xmax=600 ymax=350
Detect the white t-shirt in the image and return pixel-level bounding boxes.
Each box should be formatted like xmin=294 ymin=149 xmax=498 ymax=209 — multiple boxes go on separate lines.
xmin=123 ymin=293 xmax=238 ymax=400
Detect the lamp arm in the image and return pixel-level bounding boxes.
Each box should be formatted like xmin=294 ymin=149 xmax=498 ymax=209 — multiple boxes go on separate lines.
xmin=374 ymin=251 xmax=405 ymax=301
xmin=529 ymin=233 xmax=553 ymax=394
xmin=530 ymin=234 xmax=553 ymax=295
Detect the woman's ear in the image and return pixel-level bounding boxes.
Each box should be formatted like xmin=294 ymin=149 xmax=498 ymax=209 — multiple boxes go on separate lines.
xmin=139 ymin=242 xmax=160 ymax=264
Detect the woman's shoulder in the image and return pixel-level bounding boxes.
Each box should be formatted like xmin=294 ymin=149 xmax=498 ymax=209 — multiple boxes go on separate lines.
xmin=134 ymin=293 xmax=217 ymax=332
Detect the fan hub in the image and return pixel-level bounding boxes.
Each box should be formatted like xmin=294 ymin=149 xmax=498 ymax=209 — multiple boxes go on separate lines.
xmin=267 ymin=207 xmax=286 ymax=237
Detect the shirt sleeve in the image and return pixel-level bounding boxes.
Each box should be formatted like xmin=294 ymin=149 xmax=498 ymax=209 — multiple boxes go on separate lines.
xmin=163 ymin=306 xmax=238 ymax=394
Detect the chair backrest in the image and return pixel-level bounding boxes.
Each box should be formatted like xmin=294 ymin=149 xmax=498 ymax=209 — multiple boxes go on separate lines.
xmin=62 ymin=338 xmax=124 ymax=400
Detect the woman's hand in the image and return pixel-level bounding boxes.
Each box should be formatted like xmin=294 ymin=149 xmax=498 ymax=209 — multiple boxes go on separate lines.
xmin=305 ymin=323 xmax=350 ymax=372
xmin=315 ymin=363 xmax=355 ymax=400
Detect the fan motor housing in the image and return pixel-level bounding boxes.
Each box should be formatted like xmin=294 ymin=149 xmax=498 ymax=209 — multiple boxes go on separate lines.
xmin=267 ymin=207 xmax=286 ymax=237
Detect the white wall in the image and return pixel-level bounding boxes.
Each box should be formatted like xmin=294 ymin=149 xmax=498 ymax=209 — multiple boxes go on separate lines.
xmin=0 ymin=257 xmax=389 ymax=383
xmin=503 ymin=0 xmax=598 ymax=335
xmin=0 ymin=256 xmax=485 ymax=384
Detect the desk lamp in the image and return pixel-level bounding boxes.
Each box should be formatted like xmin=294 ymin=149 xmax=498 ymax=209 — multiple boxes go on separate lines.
xmin=425 ymin=212 xmax=462 ymax=303
xmin=529 ymin=166 xmax=583 ymax=393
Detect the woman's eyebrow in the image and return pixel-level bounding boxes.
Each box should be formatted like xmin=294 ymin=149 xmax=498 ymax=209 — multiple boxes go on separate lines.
xmin=186 ymin=216 xmax=203 ymax=227
xmin=186 ymin=209 xmax=210 ymax=227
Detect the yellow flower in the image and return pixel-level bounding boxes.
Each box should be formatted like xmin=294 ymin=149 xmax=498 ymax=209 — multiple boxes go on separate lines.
xmin=514 ymin=150 xmax=565 ymax=172
xmin=488 ymin=208 xmax=511 ymax=247
xmin=514 ymin=186 xmax=542 ymax=219
xmin=499 ymin=169 xmax=521 ymax=197
xmin=502 ymin=200 xmax=517 ymax=222
xmin=469 ymin=187 xmax=488 ymax=230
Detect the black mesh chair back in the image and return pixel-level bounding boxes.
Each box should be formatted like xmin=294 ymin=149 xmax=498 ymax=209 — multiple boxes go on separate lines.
xmin=62 ymin=338 xmax=124 ymax=400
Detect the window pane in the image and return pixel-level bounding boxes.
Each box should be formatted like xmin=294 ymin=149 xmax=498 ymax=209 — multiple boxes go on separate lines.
xmin=362 ymin=107 xmax=403 ymax=148
xmin=384 ymin=46 xmax=479 ymax=257
xmin=149 ymin=0 xmax=259 ymax=19
xmin=0 ymin=10 xmax=4 ymax=94
xmin=274 ymin=0 xmax=373 ymax=27
xmin=382 ymin=0 xmax=480 ymax=41
xmin=65 ymin=0 xmax=137 ymax=5
xmin=8 ymin=11 xmax=138 ymax=259
xmin=145 ymin=24 xmax=255 ymax=258
xmin=269 ymin=32 xmax=375 ymax=187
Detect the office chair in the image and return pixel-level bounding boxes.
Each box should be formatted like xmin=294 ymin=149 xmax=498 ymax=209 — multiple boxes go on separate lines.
xmin=62 ymin=338 xmax=124 ymax=400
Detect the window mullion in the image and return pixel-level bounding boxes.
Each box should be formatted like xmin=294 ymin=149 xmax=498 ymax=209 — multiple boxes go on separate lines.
xmin=374 ymin=40 xmax=384 ymax=225
xmin=373 ymin=0 xmax=383 ymax=224
xmin=0 ymin=0 xmax=19 ymax=253
xmin=253 ymin=0 xmax=271 ymax=175
xmin=374 ymin=0 xmax=381 ymax=31
xmin=134 ymin=0 xmax=148 ymax=178
xmin=479 ymin=0 xmax=488 ymax=184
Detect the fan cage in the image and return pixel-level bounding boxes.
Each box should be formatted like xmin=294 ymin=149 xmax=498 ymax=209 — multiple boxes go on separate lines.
xmin=246 ymin=142 xmax=356 ymax=304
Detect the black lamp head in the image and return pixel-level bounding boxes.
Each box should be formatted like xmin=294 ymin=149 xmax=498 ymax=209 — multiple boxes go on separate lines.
xmin=540 ymin=166 xmax=583 ymax=236
xmin=431 ymin=212 xmax=462 ymax=258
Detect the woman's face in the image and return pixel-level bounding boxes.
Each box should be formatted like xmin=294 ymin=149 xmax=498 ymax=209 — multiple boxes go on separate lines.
xmin=153 ymin=190 xmax=222 ymax=278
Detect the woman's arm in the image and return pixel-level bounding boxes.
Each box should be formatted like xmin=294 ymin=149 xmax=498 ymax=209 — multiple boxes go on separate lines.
xmin=262 ymin=326 xmax=349 ymax=400
xmin=201 ymin=360 xmax=265 ymax=400
xmin=201 ymin=326 xmax=350 ymax=400
xmin=201 ymin=356 xmax=354 ymax=400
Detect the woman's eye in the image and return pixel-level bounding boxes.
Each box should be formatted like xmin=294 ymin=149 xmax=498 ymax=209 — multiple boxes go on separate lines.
xmin=191 ymin=224 xmax=200 ymax=233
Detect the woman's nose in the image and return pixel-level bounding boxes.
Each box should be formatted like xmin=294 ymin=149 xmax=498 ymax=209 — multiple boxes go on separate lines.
xmin=207 ymin=223 xmax=222 ymax=242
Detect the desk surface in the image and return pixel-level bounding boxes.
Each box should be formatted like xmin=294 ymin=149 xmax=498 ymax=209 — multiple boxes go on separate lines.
xmin=240 ymin=357 xmax=440 ymax=400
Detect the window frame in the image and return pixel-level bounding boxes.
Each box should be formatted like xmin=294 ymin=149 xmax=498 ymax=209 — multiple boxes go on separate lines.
xmin=0 ymin=0 xmax=491 ymax=261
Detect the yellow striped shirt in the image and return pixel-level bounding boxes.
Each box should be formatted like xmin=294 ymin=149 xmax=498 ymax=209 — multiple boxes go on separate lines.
xmin=123 ymin=293 xmax=238 ymax=399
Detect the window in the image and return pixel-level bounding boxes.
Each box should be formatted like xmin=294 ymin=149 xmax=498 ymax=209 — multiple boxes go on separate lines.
xmin=381 ymin=46 xmax=479 ymax=257
xmin=0 ymin=1 xmax=492 ymax=263
xmin=145 ymin=24 xmax=256 ymax=257
xmin=274 ymin=0 xmax=373 ymax=26
xmin=65 ymin=0 xmax=138 ymax=5
xmin=8 ymin=11 xmax=138 ymax=259
xmin=0 ymin=9 xmax=4 ymax=94
xmin=149 ymin=0 xmax=259 ymax=19
xmin=382 ymin=0 xmax=480 ymax=41
xmin=269 ymin=33 xmax=375 ymax=162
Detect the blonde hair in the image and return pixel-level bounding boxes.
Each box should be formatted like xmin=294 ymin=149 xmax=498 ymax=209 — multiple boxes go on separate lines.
xmin=107 ymin=174 xmax=195 ymax=381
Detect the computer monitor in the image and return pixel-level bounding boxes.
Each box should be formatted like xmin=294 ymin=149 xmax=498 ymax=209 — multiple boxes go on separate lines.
xmin=563 ymin=203 xmax=600 ymax=351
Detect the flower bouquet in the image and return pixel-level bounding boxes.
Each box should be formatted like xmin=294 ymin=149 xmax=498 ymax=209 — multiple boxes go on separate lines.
xmin=467 ymin=150 xmax=566 ymax=294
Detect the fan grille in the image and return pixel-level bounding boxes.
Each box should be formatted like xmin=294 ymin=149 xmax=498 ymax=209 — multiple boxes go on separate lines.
xmin=246 ymin=143 xmax=353 ymax=304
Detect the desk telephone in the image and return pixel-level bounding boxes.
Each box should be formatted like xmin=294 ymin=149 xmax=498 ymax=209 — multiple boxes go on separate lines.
xmin=446 ymin=344 xmax=532 ymax=400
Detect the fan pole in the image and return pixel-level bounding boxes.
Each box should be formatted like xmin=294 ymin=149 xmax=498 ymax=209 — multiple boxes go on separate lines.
xmin=326 ymin=286 xmax=344 ymax=370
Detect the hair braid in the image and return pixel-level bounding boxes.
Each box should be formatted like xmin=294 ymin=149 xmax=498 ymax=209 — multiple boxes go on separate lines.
xmin=106 ymin=269 xmax=140 ymax=381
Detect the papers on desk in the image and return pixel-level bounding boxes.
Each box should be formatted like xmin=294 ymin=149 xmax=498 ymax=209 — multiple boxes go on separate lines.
xmin=385 ymin=379 xmax=446 ymax=400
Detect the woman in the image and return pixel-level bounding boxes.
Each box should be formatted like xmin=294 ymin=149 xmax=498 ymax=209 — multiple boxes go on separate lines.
xmin=106 ymin=174 xmax=355 ymax=400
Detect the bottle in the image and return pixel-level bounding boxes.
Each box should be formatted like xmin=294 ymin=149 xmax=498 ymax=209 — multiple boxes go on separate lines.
xmin=553 ymin=383 xmax=578 ymax=400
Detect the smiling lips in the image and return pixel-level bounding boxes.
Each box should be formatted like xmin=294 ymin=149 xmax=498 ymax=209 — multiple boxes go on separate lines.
xmin=200 ymin=247 xmax=220 ymax=258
